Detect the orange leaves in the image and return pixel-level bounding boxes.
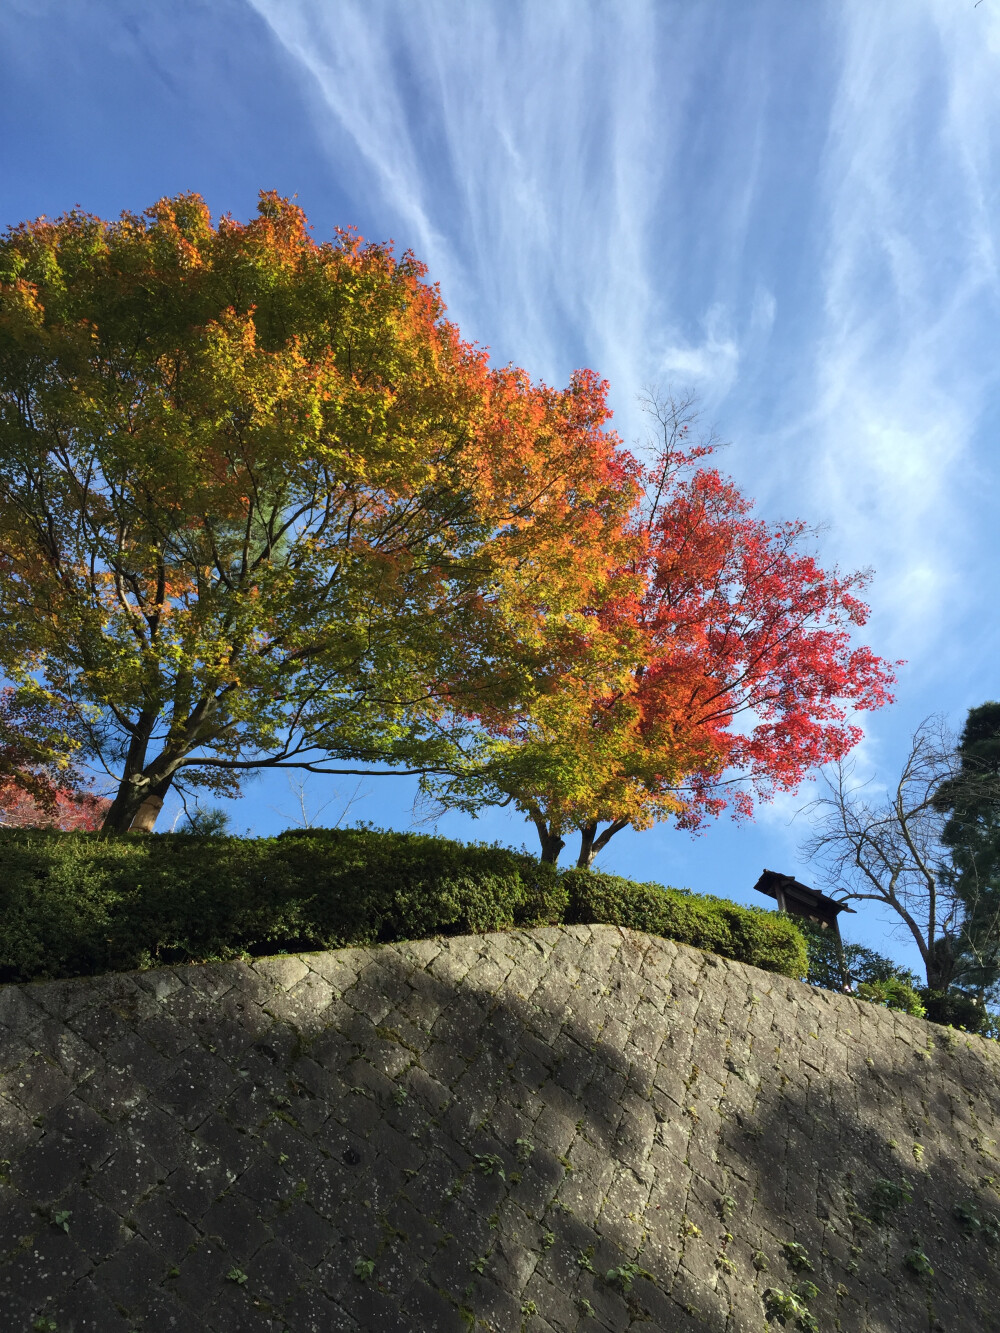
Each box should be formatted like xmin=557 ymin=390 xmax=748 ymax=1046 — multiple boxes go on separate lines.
xmin=0 ymin=191 xmax=649 ymax=830
xmin=430 ymin=396 xmax=897 ymax=864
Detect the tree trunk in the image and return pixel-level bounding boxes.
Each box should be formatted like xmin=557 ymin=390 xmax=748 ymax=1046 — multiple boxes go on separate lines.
xmin=576 ymin=817 xmax=631 ymax=869
xmin=577 ymin=822 xmax=599 ymax=869
xmin=538 ymin=831 xmax=565 ymax=865
xmin=99 ymin=709 xmax=160 ymax=834
xmin=101 ymin=779 xmax=147 ymax=834
xmin=833 ymin=929 xmax=852 ymax=992
xmin=531 ymin=814 xmax=565 ymax=865
xmin=102 ymin=768 xmax=178 ymax=835
xmin=98 ymin=695 xmax=220 ymax=835
xmin=129 ymin=775 xmax=175 ymax=832
xmin=926 ymin=936 xmax=958 ymax=994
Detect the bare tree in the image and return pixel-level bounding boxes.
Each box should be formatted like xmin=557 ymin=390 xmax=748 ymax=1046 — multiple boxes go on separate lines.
xmin=803 ymin=718 xmax=966 ymax=993
xmin=271 ymin=776 xmax=371 ymax=832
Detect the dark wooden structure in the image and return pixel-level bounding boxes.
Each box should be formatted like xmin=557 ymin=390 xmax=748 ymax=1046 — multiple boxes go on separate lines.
xmin=752 ymin=869 xmax=855 ymax=945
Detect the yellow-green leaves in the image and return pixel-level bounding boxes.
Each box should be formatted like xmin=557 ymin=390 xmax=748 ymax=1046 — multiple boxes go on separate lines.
xmin=0 ymin=192 xmax=637 ymax=831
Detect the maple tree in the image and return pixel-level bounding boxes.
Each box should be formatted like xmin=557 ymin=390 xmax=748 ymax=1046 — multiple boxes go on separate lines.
xmin=425 ymin=393 xmax=897 ymax=865
xmin=0 ymin=778 xmax=110 ymax=831
xmin=0 ymin=192 xmax=637 ymax=833
xmin=0 ymin=686 xmax=110 ymax=829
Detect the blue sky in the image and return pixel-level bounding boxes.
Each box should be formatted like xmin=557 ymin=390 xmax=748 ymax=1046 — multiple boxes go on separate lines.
xmin=3 ymin=0 xmax=1000 ymax=972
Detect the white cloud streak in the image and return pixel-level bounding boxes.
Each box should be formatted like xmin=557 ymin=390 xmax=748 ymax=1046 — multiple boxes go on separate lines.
xmin=249 ymin=0 xmax=1000 ymax=682
xmin=658 ymin=305 xmax=741 ymax=398
xmin=245 ymin=0 xmax=765 ymax=439
xmin=780 ymin=0 xmax=1000 ymax=660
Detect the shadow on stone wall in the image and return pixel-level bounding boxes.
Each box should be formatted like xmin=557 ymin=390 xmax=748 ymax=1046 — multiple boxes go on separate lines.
xmin=1 ymin=926 xmax=999 ymax=1333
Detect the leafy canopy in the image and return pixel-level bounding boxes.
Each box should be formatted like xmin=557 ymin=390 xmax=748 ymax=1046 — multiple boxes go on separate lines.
xmin=0 ymin=192 xmax=638 ymax=831
xmin=424 ymin=393 xmax=896 ymax=865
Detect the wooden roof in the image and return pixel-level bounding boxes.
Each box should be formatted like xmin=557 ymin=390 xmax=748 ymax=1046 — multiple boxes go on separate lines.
xmin=752 ymin=869 xmax=855 ymax=918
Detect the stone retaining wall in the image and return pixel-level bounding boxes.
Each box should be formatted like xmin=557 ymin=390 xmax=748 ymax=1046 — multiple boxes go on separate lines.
xmin=2 ymin=925 xmax=999 ymax=1332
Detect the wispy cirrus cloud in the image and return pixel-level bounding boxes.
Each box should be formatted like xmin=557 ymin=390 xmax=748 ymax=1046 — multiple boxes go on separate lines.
xmin=657 ymin=305 xmax=742 ymax=399
xmin=779 ymin=1 xmax=1000 ymax=662
xmin=245 ymin=0 xmax=775 ymax=446
xmin=249 ymin=1 xmax=657 ymax=387
xmin=249 ymin=0 xmax=1000 ymax=685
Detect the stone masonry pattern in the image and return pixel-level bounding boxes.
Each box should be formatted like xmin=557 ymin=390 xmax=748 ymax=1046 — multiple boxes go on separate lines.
xmin=2 ymin=925 xmax=1000 ymax=1333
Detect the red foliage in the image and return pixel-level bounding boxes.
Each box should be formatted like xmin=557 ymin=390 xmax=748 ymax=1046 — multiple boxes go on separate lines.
xmin=0 ymin=778 xmax=111 ymax=832
xmin=429 ymin=416 xmax=898 ymax=867
xmin=624 ymin=451 xmax=898 ymax=828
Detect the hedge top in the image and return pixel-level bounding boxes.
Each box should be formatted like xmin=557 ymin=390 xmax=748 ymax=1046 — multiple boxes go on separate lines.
xmin=0 ymin=825 xmax=807 ymax=985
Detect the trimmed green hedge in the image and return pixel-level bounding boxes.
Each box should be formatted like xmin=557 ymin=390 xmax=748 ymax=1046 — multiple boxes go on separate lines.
xmin=0 ymin=826 xmax=806 ymax=984
xmin=562 ymin=869 xmax=808 ymax=979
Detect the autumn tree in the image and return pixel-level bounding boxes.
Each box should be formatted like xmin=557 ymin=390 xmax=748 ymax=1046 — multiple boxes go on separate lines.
xmin=0 ymin=685 xmax=109 ymax=829
xmin=0 ymin=193 xmax=638 ymax=833
xmin=423 ymin=393 xmax=896 ymax=865
xmin=0 ymin=779 xmax=110 ymax=831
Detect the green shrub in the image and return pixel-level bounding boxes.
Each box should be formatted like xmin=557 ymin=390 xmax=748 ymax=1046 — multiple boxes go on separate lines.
xmin=0 ymin=827 xmax=805 ymax=984
xmin=561 ymin=869 xmax=808 ymax=978
xmin=919 ymin=987 xmax=990 ymax=1032
xmin=798 ymin=918 xmax=920 ymax=994
xmin=0 ymin=826 xmax=564 ymax=984
xmin=857 ymin=977 xmax=926 ymax=1019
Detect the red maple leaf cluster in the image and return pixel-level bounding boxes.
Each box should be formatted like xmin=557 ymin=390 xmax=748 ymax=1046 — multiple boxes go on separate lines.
xmin=426 ymin=398 xmax=898 ymax=866
xmin=0 ymin=780 xmax=111 ymax=832
xmin=631 ymin=458 xmax=896 ymax=829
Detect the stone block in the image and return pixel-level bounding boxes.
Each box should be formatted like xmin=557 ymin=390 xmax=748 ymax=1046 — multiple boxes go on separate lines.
xmin=2 ymin=926 xmax=1000 ymax=1331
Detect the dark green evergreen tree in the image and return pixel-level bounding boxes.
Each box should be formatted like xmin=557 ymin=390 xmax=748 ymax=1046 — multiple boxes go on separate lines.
xmin=934 ymin=702 xmax=1000 ymax=999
